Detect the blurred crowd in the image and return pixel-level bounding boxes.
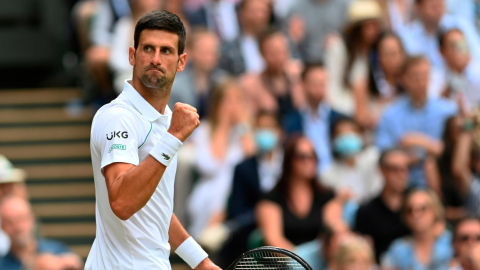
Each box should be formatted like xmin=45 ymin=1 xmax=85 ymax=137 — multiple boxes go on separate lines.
xmin=5 ymin=0 xmax=480 ymax=269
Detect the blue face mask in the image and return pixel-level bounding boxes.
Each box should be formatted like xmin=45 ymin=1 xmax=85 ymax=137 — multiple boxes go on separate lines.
xmin=255 ymin=129 xmax=278 ymax=153
xmin=333 ymin=133 xmax=363 ymax=157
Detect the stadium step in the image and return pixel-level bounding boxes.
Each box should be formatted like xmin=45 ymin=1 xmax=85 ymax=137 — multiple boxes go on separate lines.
xmin=0 ymin=88 xmax=95 ymax=259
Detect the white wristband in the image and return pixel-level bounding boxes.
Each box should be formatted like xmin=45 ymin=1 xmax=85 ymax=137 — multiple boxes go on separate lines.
xmin=149 ymin=132 xmax=183 ymax=166
xmin=175 ymin=237 xmax=208 ymax=269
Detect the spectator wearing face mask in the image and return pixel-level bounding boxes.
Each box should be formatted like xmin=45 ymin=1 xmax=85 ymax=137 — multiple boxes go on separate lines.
xmin=375 ymin=56 xmax=457 ymax=187
xmin=284 ymin=63 xmax=344 ymax=173
xmin=439 ymin=28 xmax=480 ymax=114
xmin=321 ymin=118 xmax=383 ymax=204
xmin=219 ymin=110 xmax=284 ymax=266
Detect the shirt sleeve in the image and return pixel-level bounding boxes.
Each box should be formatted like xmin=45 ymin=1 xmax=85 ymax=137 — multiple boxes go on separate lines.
xmin=375 ymin=111 xmax=397 ymax=151
xmin=94 ymin=107 xmax=142 ymax=169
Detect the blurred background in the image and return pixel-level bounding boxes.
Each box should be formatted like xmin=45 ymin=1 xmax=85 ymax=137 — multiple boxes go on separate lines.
xmin=3 ymin=0 xmax=480 ymax=269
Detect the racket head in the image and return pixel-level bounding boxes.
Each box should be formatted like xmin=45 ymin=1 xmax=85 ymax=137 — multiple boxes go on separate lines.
xmin=226 ymin=246 xmax=313 ymax=270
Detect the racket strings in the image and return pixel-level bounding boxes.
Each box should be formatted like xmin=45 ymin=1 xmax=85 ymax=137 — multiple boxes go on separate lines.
xmin=234 ymin=250 xmax=306 ymax=269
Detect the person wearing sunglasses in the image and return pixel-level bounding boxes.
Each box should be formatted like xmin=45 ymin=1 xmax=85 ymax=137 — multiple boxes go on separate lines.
xmin=256 ymin=135 xmax=347 ymax=251
xmin=381 ymin=189 xmax=453 ymax=270
xmin=450 ymin=216 xmax=480 ymax=270
xmin=354 ymin=148 xmax=411 ymax=263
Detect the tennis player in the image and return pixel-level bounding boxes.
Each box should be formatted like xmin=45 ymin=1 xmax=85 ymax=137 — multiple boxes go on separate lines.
xmin=85 ymin=10 xmax=220 ymax=270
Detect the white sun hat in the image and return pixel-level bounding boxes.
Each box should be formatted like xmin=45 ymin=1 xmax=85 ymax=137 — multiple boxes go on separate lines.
xmin=0 ymin=155 xmax=26 ymax=184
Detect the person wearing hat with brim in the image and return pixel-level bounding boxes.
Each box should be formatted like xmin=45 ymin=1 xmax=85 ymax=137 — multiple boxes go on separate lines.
xmin=0 ymin=155 xmax=28 ymax=200
xmin=324 ymin=0 xmax=383 ymax=123
xmin=0 ymin=155 xmax=28 ymax=258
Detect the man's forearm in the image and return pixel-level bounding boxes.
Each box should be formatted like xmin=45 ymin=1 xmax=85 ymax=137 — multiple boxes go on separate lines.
xmin=169 ymin=213 xmax=190 ymax=250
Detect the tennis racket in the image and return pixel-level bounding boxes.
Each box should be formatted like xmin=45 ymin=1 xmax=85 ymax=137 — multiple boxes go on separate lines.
xmin=225 ymin=246 xmax=313 ymax=270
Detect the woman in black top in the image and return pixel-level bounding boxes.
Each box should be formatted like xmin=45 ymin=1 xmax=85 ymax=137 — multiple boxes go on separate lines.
xmin=256 ymin=135 xmax=346 ymax=250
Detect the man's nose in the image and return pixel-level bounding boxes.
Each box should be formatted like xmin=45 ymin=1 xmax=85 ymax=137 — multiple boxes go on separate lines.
xmin=151 ymin=50 xmax=162 ymax=65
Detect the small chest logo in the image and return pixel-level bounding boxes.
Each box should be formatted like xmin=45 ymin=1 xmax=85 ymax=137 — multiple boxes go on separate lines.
xmin=109 ymin=144 xmax=127 ymax=153
xmin=161 ymin=153 xmax=170 ymax=160
xmin=106 ymin=131 xmax=128 ymax=140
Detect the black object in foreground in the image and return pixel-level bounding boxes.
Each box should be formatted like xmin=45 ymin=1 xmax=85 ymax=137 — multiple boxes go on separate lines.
xmin=225 ymin=246 xmax=313 ymax=270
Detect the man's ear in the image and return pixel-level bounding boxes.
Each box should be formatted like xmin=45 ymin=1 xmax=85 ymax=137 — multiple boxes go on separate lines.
xmin=176 ymin=53 xmax=187 ymax=72
xmin=129 ymin=47 xmax=136 ymax=66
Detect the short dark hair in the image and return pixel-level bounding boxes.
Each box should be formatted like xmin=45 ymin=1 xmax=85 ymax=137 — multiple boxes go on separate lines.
xmin=258 ymin=27 xmax=284 ymax=52
xmin=401 ymin=56 xmax=428 ymax=75
xmin=134 ymin=10 xmax=186 ymax=55
xmin=301 ymin=62 xmax=325 ymax=80
xmin=438 ymin=28 xmax=463 ymax=49
xmin=255 ymin=110 xmax=280 ymax=127
xmin=378 ymin=148 xmax=408 ymax=167
xmin=454 ymin=215 xmax=480 ymax=241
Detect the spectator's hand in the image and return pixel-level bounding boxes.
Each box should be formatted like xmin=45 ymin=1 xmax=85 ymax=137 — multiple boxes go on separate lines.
xmin=323 ymin=32 xmax=342 ymax=51
xmin=401 ymin=133 xmax=443 ymax=156
xmin=288 ymin=15 xmax=305 ymax=44
xmin=284 ymin=59 xmax=303 ymax=82
xmin=335 ymin=189 xmax=354 ymax=203
xmin=195 ymin=258 xmax=222 ymax=270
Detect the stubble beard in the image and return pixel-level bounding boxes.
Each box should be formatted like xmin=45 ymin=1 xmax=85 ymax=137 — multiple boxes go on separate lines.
xmin=139 ymin=68 xmax=176 ymax=99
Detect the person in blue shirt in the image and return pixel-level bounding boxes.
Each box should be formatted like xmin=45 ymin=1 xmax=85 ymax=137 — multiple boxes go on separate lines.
xmin=283 ymin=63 xmax=344 ymax=173
xmin=381 ymin=189 xmax=453 ymax=270
xmin=398 ymin=0 xmax=480 ymax=72
xmin=375 ymin=56 xmax=457 ymax=187
xmin=0 ymin=196 xmax=81 ymax=270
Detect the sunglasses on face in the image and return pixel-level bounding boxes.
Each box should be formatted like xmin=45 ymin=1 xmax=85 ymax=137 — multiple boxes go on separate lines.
xmin=407 ymin=203 xmax=430 ymax=215
xmin=456 ymin=234 xmax=480 ymax=243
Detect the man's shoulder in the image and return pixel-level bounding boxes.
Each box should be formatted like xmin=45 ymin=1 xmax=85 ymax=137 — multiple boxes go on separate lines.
xmin=93 ymin=101 xmax=144 ymax=126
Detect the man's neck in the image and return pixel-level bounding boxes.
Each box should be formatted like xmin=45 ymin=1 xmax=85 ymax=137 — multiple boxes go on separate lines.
xmin=381 ymin=188 xmax=403 ymax=212
xmin=423 ymin=19 xmax=440 ymax=34
xmin=131 ymin=78 xmax=171 ymax=115
xmin=410 ymin=96 xmax=427 ymax=109
xmin=307 ymin=100 xmax=321 ymax=114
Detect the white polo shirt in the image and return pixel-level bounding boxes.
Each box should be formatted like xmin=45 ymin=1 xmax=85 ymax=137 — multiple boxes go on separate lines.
xmin=85 ymin=80 xmax=177 ymax=270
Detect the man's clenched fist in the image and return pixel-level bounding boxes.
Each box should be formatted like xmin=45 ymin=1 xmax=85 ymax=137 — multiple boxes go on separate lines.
xmin=168 ymin=103 xmax=200 ymax=142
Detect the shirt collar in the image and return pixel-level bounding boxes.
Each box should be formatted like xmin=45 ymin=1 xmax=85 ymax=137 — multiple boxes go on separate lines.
xmin=122 ymin=80 xmax=171 ymax=122
xmin=302 ymin=102 xmax=330 ymax=119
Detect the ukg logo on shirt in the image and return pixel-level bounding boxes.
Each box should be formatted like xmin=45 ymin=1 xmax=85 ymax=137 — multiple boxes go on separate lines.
xmin=109 ymin=144 xmax=127 ymax=153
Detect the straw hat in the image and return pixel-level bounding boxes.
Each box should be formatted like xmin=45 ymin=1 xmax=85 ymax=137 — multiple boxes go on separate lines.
xmin=0 ymin=155 xmax=26 ymax=184
xmin=345 ymin=0 xmax=383 ymax=31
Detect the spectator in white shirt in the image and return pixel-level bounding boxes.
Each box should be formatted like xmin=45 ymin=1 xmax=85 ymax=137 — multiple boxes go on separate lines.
xmin=440 ymin=28 xmax=480 ymax=114
xmin=398 ymin=0 xmax=480 ymax=72
xmin=187 ymin=79 xmax=256 ymax=238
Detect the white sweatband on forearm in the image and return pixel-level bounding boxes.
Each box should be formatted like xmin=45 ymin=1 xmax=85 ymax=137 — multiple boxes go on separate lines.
xmin=149 ymin=132 xmax=183 ymax=167
xmin=175 ymin=237 xmax=208 ymax=269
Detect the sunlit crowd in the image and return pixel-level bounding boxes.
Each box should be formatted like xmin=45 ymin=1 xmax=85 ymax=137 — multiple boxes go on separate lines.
xmin=3 ymin=0 xmax=480 ymax=269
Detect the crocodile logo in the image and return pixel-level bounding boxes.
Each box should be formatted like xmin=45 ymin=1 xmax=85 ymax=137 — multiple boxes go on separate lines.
xmin=161 ymin=153 xmax=170 ymax=160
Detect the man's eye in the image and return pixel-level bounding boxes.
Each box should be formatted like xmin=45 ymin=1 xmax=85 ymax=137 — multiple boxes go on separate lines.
xmin=164 ymin=49 xmax=171 ymax=54
xmin=145 ymin=46 xmax=152 ymax=51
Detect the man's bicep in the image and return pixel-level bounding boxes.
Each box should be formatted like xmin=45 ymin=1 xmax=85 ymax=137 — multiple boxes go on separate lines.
xmin=102 ymin=162 xmax=136 ymax=189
